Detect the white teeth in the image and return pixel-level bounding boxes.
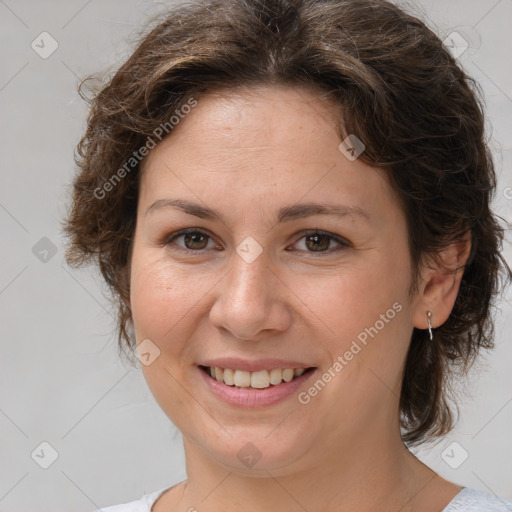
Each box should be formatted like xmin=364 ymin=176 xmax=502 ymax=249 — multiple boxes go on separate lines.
xmin=251 ymin=369 xmax=270 ymax=389
xmin=282 ymin=368 xmax=294 ymax=382
xmin=233 ymin=369 xmax=251 ymax=387
xmin=205 ymin=366 xmax=309 ymax=388
xmin=223 ymin=368 xmax=235 ymax=386
xmin=269 ymin=368 xmax=283 ymax=385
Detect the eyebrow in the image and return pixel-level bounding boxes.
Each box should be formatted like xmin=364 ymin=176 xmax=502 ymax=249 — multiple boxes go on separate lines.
xmin=145 ymin=198 xmax=370 ymax=223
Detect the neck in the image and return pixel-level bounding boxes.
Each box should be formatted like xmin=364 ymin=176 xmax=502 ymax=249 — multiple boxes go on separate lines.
xmin=175 ymin=428 xmax=436 ymax=512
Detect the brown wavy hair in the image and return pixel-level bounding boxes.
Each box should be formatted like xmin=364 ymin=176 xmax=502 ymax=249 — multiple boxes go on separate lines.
xmin=62 ymin=0 xmax=511 ymax=446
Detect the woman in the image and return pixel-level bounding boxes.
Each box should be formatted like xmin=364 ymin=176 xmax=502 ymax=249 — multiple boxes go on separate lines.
xmin=62 ymin=0 xmax=512 ymax=510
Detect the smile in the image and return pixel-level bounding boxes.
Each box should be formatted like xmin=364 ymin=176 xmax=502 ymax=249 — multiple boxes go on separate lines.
xmin=200 ymin=365 xmax=315 ymax=389
xmin=198 ymin=365 xmax=317 ymax=407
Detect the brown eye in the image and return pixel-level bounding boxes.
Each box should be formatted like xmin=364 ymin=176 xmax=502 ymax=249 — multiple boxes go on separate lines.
xmin=166 ymin=229 xmax=216 ymax=252
xmin=182 ymin=232 xmax=210 ymax=250
xmin=304 ymin=233 xmax=332 ymax=252
xmin=291 ymin=230 xmax=349 ymax=254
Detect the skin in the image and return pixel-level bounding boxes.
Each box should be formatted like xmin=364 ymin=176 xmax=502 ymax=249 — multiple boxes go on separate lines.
xmin=128 ymin=84 xmax=470 ymax=512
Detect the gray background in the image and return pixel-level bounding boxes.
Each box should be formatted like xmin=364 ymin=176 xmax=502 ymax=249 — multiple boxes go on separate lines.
xmin=0 ymin=1 xmax=511 ymax=510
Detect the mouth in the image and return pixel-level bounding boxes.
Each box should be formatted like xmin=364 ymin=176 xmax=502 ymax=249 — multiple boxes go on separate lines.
xmin=198 ymin=363 xmax=317 ymax=407
xmin=199 ymin=365 xmax=316 ymax=390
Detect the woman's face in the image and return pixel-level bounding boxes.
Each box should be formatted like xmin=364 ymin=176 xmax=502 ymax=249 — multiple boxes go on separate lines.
xmin=130 ymin=85 xmax=417 ymax=475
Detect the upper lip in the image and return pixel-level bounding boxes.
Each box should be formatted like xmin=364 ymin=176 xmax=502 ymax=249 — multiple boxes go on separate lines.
xmin=199 ymin=357 xmax=315 ymax=372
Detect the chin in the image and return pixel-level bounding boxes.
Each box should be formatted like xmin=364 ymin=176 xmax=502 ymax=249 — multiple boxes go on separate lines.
xmin=198 ymin=426 xmax=315 ymax=476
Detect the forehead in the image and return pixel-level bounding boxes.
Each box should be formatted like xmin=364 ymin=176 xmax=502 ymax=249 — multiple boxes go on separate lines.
xmin=138 ymin=85 xmax=399 ymax=226
xmin=146 ymin=84 xmax=341 ymax=162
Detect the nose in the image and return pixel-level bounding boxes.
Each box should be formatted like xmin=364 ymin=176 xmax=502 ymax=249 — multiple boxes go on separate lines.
xmin=209 ymin=250 xmax=292 ymax=340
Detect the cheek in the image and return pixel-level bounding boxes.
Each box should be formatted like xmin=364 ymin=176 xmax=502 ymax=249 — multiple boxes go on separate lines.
xmin=129 ymin=250 xmax=207 ymax=346
xmin=305 ymin=261 xmax=404 ymax=336
xmin=129 ymin=251 xmax=208 ymax=424
xmin=306 ymin=250 xmax=412 ymax=379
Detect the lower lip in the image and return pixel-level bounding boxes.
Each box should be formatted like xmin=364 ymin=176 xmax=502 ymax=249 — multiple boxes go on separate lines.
xmin=198 ymin=366 xmax=316 ymax=407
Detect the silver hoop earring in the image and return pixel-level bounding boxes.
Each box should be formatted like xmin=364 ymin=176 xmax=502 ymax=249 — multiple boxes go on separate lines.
xmin=427 ymin=311 xmax=433 ymax=341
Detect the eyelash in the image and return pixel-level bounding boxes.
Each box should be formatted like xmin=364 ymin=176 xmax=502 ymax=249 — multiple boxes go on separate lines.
xmin=163 ymin=228 xmax=350 ymax=256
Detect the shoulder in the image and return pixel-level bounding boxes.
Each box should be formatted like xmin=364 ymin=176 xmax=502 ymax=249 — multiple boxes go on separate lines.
xmin=443 ymin=487 xmax=512 ymax=511
xmin=90 ymin=488 xmax=168 ymax=512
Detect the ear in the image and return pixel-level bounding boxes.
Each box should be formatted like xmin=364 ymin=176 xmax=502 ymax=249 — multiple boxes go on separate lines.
xmin=412 ymin=231 xmax=472 ymax=330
